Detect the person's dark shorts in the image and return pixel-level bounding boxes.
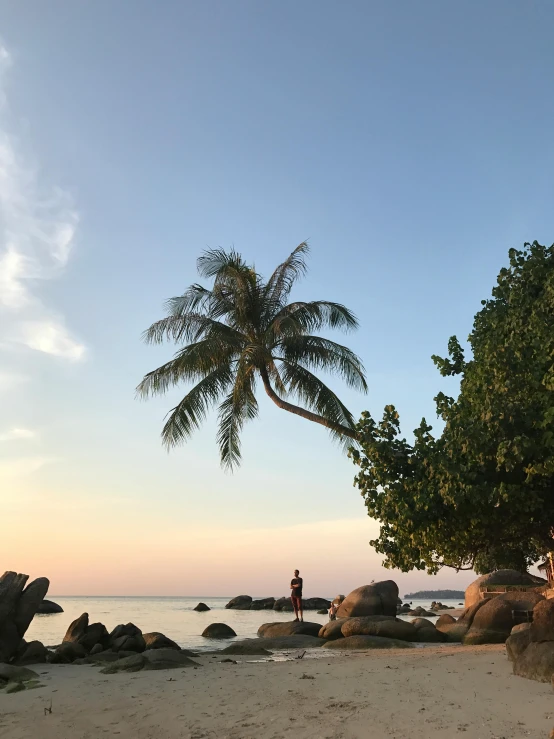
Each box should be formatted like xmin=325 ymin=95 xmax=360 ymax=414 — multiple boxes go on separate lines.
xmin=291 ymin=595 xmax=302 ymax=609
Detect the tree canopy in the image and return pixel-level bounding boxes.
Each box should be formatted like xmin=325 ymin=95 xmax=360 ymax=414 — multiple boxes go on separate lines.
xmin=351 ymin=241 xmax=554 ymax=574
xmin=138 ymin=242 xmax=367 ymax=469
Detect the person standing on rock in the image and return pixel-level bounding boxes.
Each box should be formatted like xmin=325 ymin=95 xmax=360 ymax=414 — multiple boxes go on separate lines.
xmin=290 ymin=569 xmax=304 ymax=622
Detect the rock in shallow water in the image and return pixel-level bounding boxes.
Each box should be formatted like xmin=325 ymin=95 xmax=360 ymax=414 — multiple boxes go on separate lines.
xmin=36 ymin=600 xmax=64 ymax=614
xmin=202 ymin=623 xmax=237 ymax=639
xmin=225 ymin=595 xmax=252 ymax=610
xmin=193 ymin=603 xmax=210 ymax=612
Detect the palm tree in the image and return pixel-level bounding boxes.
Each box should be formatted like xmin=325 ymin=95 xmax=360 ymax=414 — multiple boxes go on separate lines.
xmin=137 ymin=242 xmax=367 ymax=469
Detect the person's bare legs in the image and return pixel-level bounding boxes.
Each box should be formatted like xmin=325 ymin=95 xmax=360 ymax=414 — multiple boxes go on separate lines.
xmin=299 ymin=599 xmax=303 ymax=622
xmin=291 ymin=596 xmax=300 ymax=621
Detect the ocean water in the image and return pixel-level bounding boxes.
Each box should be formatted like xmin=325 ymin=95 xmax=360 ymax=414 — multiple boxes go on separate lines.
xmin=25 ymin=596 xmax=463 ymax=652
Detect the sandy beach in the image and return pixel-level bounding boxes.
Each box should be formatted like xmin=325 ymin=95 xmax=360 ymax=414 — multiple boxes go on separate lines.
xmin=1 ymin=645 xmax=552 ymax=739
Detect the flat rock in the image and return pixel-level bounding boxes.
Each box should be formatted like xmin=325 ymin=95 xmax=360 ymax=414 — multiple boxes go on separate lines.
xmin=100 ymin=654 xmax=146 ymax=674
xmin=142 ymin=649 xmax=200 ymax=670
xmin=237 ymin=635 xmax=325 ymax=650
xmin=341 ymin=616 xmax=417 ymax=641
xmin=219 ymin=643 xmax=273 ymax=656
xmin=324 ymin=635 xmax=414 ymax=650
xmin=202 ymin=623 xmax=237 ymax=638
xmin=0 ymin=664 xmax=39 ymax=682
xmin=257 ymin=621 xmax=322 ymax=638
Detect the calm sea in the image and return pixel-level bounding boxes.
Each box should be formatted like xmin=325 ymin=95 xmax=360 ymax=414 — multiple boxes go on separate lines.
xmin=25 ymin=596 xmax=462 ymax=652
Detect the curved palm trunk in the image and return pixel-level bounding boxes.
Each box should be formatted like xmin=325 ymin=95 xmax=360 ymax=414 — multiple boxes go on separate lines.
xmin=259 ymin=367 xmax=358 ymax=440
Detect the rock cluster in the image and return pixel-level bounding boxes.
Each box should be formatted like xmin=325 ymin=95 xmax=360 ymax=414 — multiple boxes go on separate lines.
xmin=45 ymin=612 xmax=185 ymax=664
xmin=225 ymin=595 xmax=331 ymax=611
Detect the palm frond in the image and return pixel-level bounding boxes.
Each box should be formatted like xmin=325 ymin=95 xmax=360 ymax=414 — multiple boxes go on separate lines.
xmin=268 ymin=300 xmax=359 ymax=339
xmin=164 ymin=284 xmax=233 ymax=321
xmin=142 ymin=313 xmax=244 ymax=346
xmin=161 ymin=363 xmax=234 ymax=448
xmin=277 ymin=335 xmax=367 ymax=392
xmin=264 ymin=242 xmax=310 ymax=308
xmin=136 ymin=337 xmax=241 ymax=398
xmin=278 ymin=359 xmax=357 ymax=448
xmin=217 ymin=370 xmax=258 ymax=470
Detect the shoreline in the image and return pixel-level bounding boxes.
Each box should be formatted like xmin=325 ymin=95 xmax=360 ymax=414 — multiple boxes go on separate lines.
xmin=1 ymin=645 xmax=552 ymax=738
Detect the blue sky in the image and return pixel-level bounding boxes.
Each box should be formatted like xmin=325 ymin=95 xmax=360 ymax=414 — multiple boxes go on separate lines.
xmin=1 ymin=1 xmax=553 ymax=595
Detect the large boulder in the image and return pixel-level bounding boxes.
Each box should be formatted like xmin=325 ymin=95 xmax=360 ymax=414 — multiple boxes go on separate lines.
xmin=0 ymin=572 xmax=50 ymax=663
xmin=193 ymin=603 xmax=210 ymax=612
xmin=465 ymin=570 xmax=541 ymax=609
xmin=273 ymin=597 xmax=294 ymax=612
xmin=464 ymin=591 xmax=544 ymax=645
xmin=14 ymin=640 xmax=48 ymax=665
xmin=436 ymin=601 xmax=487 ymax=643
xmin=50 ymin=642 xmax=87 ymax=663
xmin=80 ymin=623 xmax=111 ymax=652
xmin=506 ymin=624 xmax=532 ymax=662
xmin=336 ymin=581 xmax=399 ymax=619
xmin=202 ymin=623 xmax=237 ymax=638
xmin=63 ymin=613 xmax=89 ymax=643
xmin=303 ymin=598 xmax=331 ymax=611
xmin=513 ymin=641 xmax=554 ymax=683
xmin=110 ymin=623 xmax=145 ymax=652
xmin=257 ymin=621 xmax=322 ymax=638
xmin=341 ymin=615 xmax=417 ymax=642
xmin=249 ymin=598 xmax=276 ymax=610
xmin=410 ymin=618 xmax=446 ymax=643
xmin=36 ymin=600 xmax=63 ymax=614
xmin=530 ymin=599 xmax=554 ymax=642
xmin=225 ymin=595 xmax=252 ymax=610
xmin=143 ymin=632 xmax=181 ymax=651
xmin=323 ymin=635 xmax=414 ymax=650
xmin=318 ymin=619 xmax=349 ymax=641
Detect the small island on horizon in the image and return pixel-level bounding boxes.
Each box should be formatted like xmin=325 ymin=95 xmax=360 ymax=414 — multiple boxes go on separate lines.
xmin=403 ymin=589 xmax=465 ymax=600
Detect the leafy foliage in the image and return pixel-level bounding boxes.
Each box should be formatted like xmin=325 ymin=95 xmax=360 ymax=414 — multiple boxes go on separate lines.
xmin=138 ymin=243 xmax=367 ymax=469
xmin=351 ymin=241 xmax=554 ymax=574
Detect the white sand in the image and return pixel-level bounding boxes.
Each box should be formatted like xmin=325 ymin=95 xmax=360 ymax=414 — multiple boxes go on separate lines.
xmin=1 ymin=645 xmax=552 ymax=738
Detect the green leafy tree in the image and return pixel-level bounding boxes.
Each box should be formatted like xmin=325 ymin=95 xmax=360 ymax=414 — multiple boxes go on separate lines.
xmin=138 ymin=243 xmax=367 ymax=469
xmin=351 ymin=241 xmax=554 ymax=574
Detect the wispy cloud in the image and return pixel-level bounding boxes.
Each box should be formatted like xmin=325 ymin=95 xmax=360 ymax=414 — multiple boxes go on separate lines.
xmin=0 ymin=43 xmax=85 ymax=361
xmin=0 ymin=427 xmax=36 ymax=441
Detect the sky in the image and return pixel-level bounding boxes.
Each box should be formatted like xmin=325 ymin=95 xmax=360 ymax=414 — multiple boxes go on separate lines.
xmin=1 ymin=1 xmax=553 ymax=597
